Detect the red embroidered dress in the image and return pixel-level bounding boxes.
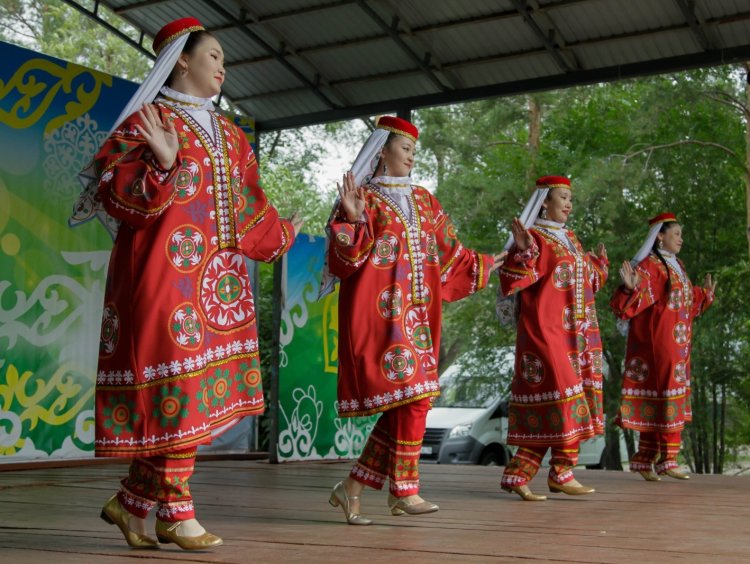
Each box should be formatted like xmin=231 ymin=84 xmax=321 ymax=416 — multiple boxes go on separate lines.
xmin=94 ymin=102 xmax=293 ymax=457
xmin=328 ymin=178 xmax=493 ymax=417
xmin=611 ymin=253 xmax=713 ymax=433
xmin=500 ymin=221 xmax=608 ymax=448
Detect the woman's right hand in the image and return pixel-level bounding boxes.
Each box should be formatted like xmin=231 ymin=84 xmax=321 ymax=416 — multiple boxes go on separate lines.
xmin=619 ymin=261 xmax=641 ymax=290
xmin=134 ymin=102 xmax=179 ymax=170
xmin=511 ymin=217 xmax=533 ymax=252
xmin=337 ymin=171 xmax=365 ymax=222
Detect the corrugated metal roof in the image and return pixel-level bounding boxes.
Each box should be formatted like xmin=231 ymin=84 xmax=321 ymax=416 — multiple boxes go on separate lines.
xmin=70 ymin=0 xmax=750 ymax=131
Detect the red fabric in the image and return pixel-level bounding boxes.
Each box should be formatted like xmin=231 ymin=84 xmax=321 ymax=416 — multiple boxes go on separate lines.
xmin=153 ymin=18 xmax=204 ymax=53
xmin=94 ymin=104 xmax=294 ymax=457
xmin=119 ymin=448 xmax=197 ymax=521
xmin=350 ymin=398 xmax=430 ymax=496
xmin=630 ymin=431 xmax=682 ymax=473
xmin=499 ymin=227 xmax=608 ymax=448
xmin=501 ymin=443 xmax=579 ymax=487
xmin=535 ymin=175 xmax=570 ymax=188
xmin=375 ymin=115 xmax=418 ymax=141
xmin=329 ymin=186 xmax=493 ymax=417
xmin=648 ymin=212 xmax=678 ymax=226
xmin=611 ymin=254 xmax=713 ymax=434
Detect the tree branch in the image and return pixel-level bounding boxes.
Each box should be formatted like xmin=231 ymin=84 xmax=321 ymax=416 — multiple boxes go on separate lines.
xmin=614 ymin=140 xmax=749 ymax=175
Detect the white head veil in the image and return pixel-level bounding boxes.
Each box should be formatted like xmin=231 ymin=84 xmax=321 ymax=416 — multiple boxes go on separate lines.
xmin=317 ymin=126 xmax=390 ymax=299
xmin=68 ymin=28 xmax=197 ymax=239
xmin=616 ymin=212 xmax=678 ymax=335
xmin=502 ymin=187 xmax=549 ymax=251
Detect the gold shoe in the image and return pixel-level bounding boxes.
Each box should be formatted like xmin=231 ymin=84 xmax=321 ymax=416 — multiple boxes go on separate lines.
xmin=155 ymin=520 xmax=223 ymax=550
xmin=547 ymin=478 xmax=595 ymax=495
xmin=329 ymin=482 xmax=373 ymax=525
xmin=638 ymin=470 xmax=661 ymax=482
xmin=100 ymin=494 xmax=159 ymax=549
xmin=387 ymin=494 xmax=439 ymax=516
xmin=663 ymin=469 xmax=690 ymax=480
xmin=501 ymin=484 xmax=547 ymax=501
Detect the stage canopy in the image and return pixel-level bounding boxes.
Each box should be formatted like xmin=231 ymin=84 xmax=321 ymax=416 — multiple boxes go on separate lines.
xmin=65 ymin=0 xmax=750 ymax=131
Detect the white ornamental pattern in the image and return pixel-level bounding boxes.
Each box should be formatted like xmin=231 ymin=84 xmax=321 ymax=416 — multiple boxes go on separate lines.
xmin=168 ymin=225 xmax=206 ymax=271
xmin=370 ymin=233 xmax=400 ymax=267
xmin=200 ymin=250 xmax=254 ymax=330
xmin=624 ymin=357 xmax=649 ymax=383
xmin=378 ymin=284 xmax=404 ymax=320
xmin=403 ymin=305 xmax=437 ymax=371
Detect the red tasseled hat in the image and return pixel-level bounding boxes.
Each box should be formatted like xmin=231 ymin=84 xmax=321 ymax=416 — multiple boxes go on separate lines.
xmin=375 ymin=115 xmax=418 ymax=143
xmin=648 ymin=212 xmax=678 ymax=226
xmin=153 ymin=17 xmax=205 ymax=55
xmin=535 ymin=175 xmax=571 ymax=189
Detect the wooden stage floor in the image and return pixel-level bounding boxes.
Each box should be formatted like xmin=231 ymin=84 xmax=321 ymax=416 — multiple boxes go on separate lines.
xmin=0 ymin=460 xmax=748 ymax=563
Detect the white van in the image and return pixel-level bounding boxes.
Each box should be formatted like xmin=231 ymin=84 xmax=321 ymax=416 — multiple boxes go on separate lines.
xmin=421 ymin=355 xmax=626 ymax=467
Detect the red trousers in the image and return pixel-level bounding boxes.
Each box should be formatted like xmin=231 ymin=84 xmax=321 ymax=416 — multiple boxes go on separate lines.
xmin=350 ymin=398 xmax=430 ymax=497
xmin=630 ymin=431 xmax=682 ymax=474
xmin=501 ymin=443 xmax=579 ymax=488
xmin=118 ymin=448 xmax=197 ymax=522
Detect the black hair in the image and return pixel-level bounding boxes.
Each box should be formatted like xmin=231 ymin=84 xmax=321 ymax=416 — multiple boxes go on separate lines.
xmin=652 ymin=221 xmax=678 ymax=293
xmin=164 ymin=30 xmax=215 ymax=87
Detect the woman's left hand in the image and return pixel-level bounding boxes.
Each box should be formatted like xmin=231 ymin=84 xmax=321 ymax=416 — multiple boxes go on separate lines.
xmin=704 ymin=273 xmax=717 ymax=293
xmin=290 ymin=212 xmax=304 ymax=236
xmin=489 ymin=251 xmax=508 ymax=273
xmin=594 ymin=243 xmax=607 ymax=261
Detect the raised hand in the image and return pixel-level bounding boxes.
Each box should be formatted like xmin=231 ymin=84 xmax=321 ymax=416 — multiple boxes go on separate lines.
xmin=489 ymin=251 xmax=508 ymax=273
xmin=290 ymin=212 xmax=305 ymax=236
xmin=619 ymin=261 xmax=641 ymax=290
xmin=704 ymin=273 xmax=717 ymax=293
xmin=134 ymin=103 xmax=179 ymax=170
xmin=595 ymin=242 xmax=607 ymax=261
xmin=337 ymin=171 xmax=365 ymax=222
xmin=511 ymin=217 xmax=533 ymax=252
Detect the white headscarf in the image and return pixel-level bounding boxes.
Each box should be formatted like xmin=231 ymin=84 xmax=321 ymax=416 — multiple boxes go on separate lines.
xmin=317 ymin=127 xmax=390 ymax=299
xmin=503 ymin=187 xmax=549 ymax=250
xmin=68 ymin=34 xmax=192 ymax=239
xmin=617 ymin=213 xmax=679 ymax=335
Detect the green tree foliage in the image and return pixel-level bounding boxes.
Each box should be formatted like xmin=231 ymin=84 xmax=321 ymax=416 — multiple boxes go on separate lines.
xmin=0 ymin=0 xmax=150 ymax=81
xmin=415 ymin=66 xmax=750 ymax=472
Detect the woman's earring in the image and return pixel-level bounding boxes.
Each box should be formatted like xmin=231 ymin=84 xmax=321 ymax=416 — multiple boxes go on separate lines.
xmin=658 ymin=240 xmax=664 ymax=250
xmin=383 ymin=163 xmax=387 ymax=175
xmin=541 ymin=207 xmax=548 ymax=219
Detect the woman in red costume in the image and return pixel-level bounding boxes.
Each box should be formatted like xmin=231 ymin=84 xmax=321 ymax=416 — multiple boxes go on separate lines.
xmin=612 ymin=213 xmax=715 ymax=481
xmin=71 ymin=18 xmax=301 ymax=549
xmin=498 ymin=176 xmax=608 ymax=501
xmin=323 ymin=116 xmax=506 ymax=524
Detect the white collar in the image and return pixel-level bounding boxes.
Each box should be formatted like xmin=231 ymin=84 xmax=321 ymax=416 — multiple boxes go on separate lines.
xmin=157 ymin=86 xmax=214 ymax=111
xmin=370 ymin=175 xmax=412 ymax=188
xmin=534 ymin=218 xmax=567 ymax=230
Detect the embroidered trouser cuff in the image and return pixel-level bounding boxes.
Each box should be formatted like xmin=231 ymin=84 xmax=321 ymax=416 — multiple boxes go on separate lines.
xmin=350 ymin=398 xmax=430 ymax=497
xmin=501 ymin=443 xmax=579 ymax=487
xmin=118 ymin=448 xmax=197 ymax=522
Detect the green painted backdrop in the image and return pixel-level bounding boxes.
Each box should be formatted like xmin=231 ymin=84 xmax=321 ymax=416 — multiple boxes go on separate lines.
xmin=277 ymin=234 xmax=377 ymax=461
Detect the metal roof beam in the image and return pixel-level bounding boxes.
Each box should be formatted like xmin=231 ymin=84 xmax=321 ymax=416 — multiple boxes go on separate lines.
xmin=244 ymin=10 xmax=750 ymax=97
xmin=674 ymin=0 xmax=714 ymax=51
xmin=223 ymin=1 xmax=589 ymax=69
xmin=113 ymin=0 xmax=174 ymax=14
xmin=256 ymin=43 xmax=750 ymax=131
xmin=200 ymin=0 xmax=339 ymax=109
xmin=354 ymin=0 xmax=449 ymax=92
xmin=510 ymin=0 xmax=580 ymax=72
xmin=59 ymin=0 xmax=154 ymax=59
